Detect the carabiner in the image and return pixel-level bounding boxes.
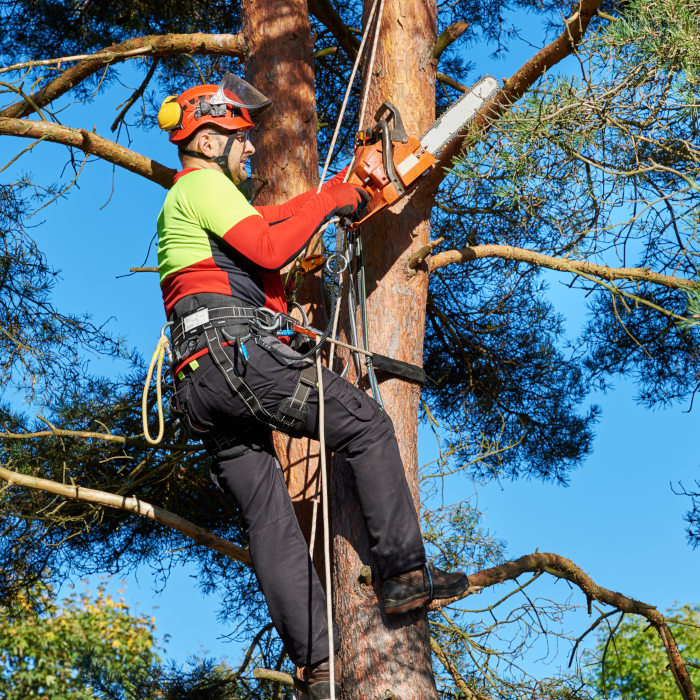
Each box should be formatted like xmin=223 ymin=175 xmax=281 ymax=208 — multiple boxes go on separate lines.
xmin=254 ymin=308 xmax=283 ymax=332
xmin=160 ymin=321 xmax=173 ymax=340
xmin=325 ymin=253 xmax=349 ymax=275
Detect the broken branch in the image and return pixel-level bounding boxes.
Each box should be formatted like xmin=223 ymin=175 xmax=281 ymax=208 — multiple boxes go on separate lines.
xmin=408 ymin=237 xmax=444 ymax=269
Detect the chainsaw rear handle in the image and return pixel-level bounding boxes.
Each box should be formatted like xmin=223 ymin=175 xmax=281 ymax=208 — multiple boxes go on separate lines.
xmin=373 ymin=101 xmax=408 ymax=143
xmin=377 ymin=120 xmax=405 ymax=196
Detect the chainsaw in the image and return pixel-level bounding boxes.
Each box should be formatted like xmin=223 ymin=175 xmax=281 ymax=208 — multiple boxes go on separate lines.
xmin=347 ymin=75 xmax=499 ymax=229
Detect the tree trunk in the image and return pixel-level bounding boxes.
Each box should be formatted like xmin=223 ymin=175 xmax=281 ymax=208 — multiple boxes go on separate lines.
xmin=331 ymin=0 xmax=439 ymax=697
xmin=243 ymin=0 xmax=439 ymax=694
xmin=241 ymin=0 xmax=327 ymax=560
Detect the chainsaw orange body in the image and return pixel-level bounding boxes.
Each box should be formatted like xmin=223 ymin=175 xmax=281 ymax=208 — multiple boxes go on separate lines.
xmin=347 ymin=102 xmax=435 ymax=229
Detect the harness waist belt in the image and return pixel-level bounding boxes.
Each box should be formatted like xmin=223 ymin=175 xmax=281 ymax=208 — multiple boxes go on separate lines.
xmin=171 ymin=305 xmax=260 ymax=349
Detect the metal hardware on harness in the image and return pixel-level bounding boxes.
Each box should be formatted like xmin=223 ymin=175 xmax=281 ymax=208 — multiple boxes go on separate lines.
xmin=251 ymin=308 xmax=285 ymax=333
xmin=325 ymin=252 xmax=349 ymax=275
xmin=290 ymin=301 xmax=310 ymax=328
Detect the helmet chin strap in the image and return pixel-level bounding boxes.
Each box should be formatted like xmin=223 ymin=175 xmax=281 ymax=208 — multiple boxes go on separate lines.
xmin=178 ymin=132 xmax=238 ymax=181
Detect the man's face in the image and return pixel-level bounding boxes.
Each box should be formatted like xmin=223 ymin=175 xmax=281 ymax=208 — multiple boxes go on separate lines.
xmin=191 ymin=129 xmax=255 ymax=183
xmin=223 ymin=130 xmax=255 ymax=185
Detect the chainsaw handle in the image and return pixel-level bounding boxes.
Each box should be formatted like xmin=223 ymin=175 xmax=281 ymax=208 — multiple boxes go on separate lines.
xmin=373 ymin=101 xmax=408 ymax=143
xmin=376 ymin=120 xmax=405 ymax=196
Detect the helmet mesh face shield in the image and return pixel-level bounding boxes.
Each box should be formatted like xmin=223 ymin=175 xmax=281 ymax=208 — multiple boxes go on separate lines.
xmin=210 ymin=73 xmax=272 ymax=115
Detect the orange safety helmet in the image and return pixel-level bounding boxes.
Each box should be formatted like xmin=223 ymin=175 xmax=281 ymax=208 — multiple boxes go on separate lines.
xmin=158 ymin=73 xmax=271 ymax=143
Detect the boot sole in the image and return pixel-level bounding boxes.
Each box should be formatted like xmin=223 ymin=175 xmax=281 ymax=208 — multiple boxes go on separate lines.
xmin=384 ymin=575 xmax=470 ymax=614
xmin=383 ymin=592 xmax=430 ymax=614
xmin=432 ymin=575 xmax=470 ymax=600
xmin=433 ymin=577 xmax=469 ymax=600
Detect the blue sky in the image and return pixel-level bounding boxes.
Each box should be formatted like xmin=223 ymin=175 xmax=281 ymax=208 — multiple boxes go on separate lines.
xmin=2 ymin=6 xmax=699 ymax=681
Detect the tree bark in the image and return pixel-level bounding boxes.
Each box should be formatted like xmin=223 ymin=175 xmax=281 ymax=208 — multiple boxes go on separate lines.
xmin=240 ymin=0 xmax=330 ymax=585
xmin=330 ymin=0 xmax=439 ymax=697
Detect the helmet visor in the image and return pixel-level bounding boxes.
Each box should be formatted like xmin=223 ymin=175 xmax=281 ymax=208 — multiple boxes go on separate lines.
xmin=211 ymin=73 xmax=272 ymax=114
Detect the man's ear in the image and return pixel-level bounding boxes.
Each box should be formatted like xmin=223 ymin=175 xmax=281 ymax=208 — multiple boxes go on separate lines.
xmin=197 ymin=132 xmax=218 ymax=158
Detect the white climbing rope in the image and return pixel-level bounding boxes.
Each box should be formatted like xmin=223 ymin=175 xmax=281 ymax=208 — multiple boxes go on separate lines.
xmin=310 ymin=2 xmax=388 ymax=695
xmin=315 ymin=349 xmax=336 ymax=699
xmin=316 ymin=0 xmax=382 ymax=193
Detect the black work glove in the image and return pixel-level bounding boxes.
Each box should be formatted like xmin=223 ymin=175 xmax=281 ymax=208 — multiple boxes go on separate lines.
xmin=325 ymin=183 xmax=370 ymax=217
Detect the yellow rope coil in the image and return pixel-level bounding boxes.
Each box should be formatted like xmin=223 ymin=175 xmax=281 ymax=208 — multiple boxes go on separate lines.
xmin=142 ymin=324 xmax=172 ymax=445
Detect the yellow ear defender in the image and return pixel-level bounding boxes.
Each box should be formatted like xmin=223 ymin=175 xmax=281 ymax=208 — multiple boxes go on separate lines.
xmin=157 ymin=96 xmax=183 ymax=131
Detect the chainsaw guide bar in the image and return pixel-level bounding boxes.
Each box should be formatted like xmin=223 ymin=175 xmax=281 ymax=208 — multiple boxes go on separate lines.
xmin=420 ymin=74 xmax=500 ymax=154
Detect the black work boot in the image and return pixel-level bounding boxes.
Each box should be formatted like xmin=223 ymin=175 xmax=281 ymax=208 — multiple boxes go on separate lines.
xmin=303 ymin=655 xmax=341 ymax=699
xmin=382 ymin=563 xmax=469 ymax=614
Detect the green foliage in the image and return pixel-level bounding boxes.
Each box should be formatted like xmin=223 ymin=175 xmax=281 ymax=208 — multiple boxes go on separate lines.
xmin=0 ymin=182 xmax=129 ymax=402
xmin=0 ymin=0 xmax=699 ymax=697
xmin=435 ymin=0 xmax=700 ymax=441
xmin=584 ymin=606 xmax=700 ymax=699
xmin=603 ymin=0 xmax=700 ymax=86
xmin=679 ymin=279 xmax=700 ymax=329
xmin=0 ymin=579 xmax=158 ymax=699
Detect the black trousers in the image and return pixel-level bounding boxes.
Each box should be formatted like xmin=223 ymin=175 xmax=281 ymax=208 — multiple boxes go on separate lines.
xmin=175 ymin=334 xmax=426 ymax=667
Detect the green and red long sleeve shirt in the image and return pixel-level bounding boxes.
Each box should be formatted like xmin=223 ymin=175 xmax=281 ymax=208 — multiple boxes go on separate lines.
xmin=157 ymin=167 xmax=342 ymax=318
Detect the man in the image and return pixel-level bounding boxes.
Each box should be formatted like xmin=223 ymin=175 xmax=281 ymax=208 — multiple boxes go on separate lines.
xmin=156 ymin=74 xmax=469 ymax=699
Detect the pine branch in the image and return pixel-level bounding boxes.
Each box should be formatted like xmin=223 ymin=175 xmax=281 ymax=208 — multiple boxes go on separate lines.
xmin=0 ymin=32 xmax=246 ymax=120
xmin=308 ymin=0 xmax=360 ymax=60
xmin=427 ymin=243 xmax=698 ymax=290
xmin=416 ymin=0 xmax=605 ymax=201
xmin=436 ymin=72 xmax=470 ymax=92
xmin=111 ymin=57 xmax=160 ymax=132
xmin=430 ymin=636 xmax=490 ymax=699
xmin=431 ymin=21 xmax=469 ymax=63
xmin=0 ymin=465 xmax=252 ymax=565
xmin=0 ymin=117 xmax=175 ymax=188
xmin=429 ymin=551 xmax=698 ymax=700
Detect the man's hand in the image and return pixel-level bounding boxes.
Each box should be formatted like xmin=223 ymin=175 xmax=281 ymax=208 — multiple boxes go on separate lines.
xmin=325 ymin=183 xmax=370 ymax=218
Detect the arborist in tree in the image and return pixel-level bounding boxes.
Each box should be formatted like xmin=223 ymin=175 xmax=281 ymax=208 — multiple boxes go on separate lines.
xmin=156 ymin=74 xmax=469 ymax=699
